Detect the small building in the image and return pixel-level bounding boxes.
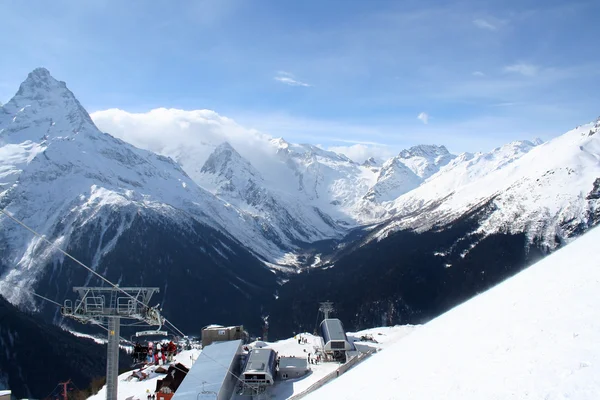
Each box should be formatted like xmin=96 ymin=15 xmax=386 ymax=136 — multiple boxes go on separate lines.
xmin=320 ymin=319 xmax=355 ymax=352
xmin=0 ymin=390 xmax=10 ymax=400
xmin=173 ymin=339 xmax=242 ymax=400
xmin=278 ymin=357 xmax=310 ymax=380
xmin=201 ymin=325 xmax=244 ymax=347
xmin=241 ymin=348 xmax=277 ymax=386
xmin=155 ymin=362 xmax=189 ymax=400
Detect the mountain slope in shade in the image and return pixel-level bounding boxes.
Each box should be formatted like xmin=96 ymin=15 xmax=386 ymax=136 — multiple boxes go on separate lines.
xmin=307 ymin=225 xmax=600 ymax=400
xmin=0 ymin=295 xmax=126 ymax=399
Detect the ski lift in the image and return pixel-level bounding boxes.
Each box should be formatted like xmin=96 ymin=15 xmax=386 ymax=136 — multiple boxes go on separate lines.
xmin=129 ymin=329 xmax=170 ymax=366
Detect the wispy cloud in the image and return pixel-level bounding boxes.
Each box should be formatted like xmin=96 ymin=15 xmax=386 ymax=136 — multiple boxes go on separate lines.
xmin=274 ymin=71 xmax=311 ymax=87
xmin=472 ymin=71 xmax=486 ymax=77
xmin=504 ymin=63 xmax=539 ymax=77
xmin=473 ymin=18 xmax=497 ymax=31
xmin=417 ymin=112 xmax=429 ymax=124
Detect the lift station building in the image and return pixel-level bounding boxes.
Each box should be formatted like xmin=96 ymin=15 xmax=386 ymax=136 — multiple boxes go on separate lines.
xmin=241 ymin=348 xmax=277 ymax=390
xmin=201 ymin=325 xmax=244 ymax=347
xmin=320 ymin=318 xmax=355 ymax=352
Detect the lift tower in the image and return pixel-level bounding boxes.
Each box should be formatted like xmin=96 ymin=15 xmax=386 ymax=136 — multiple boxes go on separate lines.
xmin=62 ymin=287 xmax=162 ymax=400
xmin=319 ymin=301 xmax=334 ymax=319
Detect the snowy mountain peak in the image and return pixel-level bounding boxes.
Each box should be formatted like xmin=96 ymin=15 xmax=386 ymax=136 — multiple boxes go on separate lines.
xmin=271 ymin=137 xmax=290 ymax=150
xmin=362 ymin=157 xmax=378 ymax=167
xmin=393 ymin=144 xmax=456 ymax=180
xmin=399 ymin=144 xmax=450 ymax=160
xmin=364 ymin=157 xmax=421 ymax=202
xmin=200 ymin=141 xmax=258 ymax=179
xmin=1 ymin=68 xmax=95 ymax=141
xmin=13 ymin=68 xmax=80 ymax=107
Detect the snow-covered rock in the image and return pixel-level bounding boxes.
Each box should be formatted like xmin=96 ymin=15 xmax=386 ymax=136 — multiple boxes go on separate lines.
xmin=307 ymin=225 xmax=600 ymax=400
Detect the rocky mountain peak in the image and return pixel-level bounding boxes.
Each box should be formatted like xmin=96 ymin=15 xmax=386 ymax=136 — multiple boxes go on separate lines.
xmin=399 ymin=144 xmax=450 ymax=159
xmin=1 ymin=68 xmax=95 ymax=139
xmin=201 ymin=142 xmax=259 ymax=179
xmin=362 ymin=157 xmax=378 ymax=167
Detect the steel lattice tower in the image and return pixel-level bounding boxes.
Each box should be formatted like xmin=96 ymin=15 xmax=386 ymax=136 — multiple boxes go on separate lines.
xmin=62 ymin=287 xmax=162 ymax=400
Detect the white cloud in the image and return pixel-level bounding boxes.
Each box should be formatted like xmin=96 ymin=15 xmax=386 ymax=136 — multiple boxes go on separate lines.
xmin=274 ymin=71 xmax=311 ymax=87
xmin=472 ymin=71 xmax=486 ymax=77
xmin=417 ymin=112 xmax=429 ymax=124
xmin=504 ymin=63 xmax=539 ymax=77
xmin=473 ymin=18 xmax=497 ymax=31
xmin=90 ymin=108 xmax=281 ymax=182
xmin=328 ymin=144 xmax=394 ymax=163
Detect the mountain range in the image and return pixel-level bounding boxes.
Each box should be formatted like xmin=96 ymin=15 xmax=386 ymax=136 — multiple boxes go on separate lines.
xmin=1 ymin=68 xmax=599 ymax=341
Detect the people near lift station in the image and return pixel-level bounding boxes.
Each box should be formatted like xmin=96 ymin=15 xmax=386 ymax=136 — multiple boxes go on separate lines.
xmin=296 ymin=335 xmax=309 ymax=345
xmin=166 ymin=341 xmax=177 ymax=362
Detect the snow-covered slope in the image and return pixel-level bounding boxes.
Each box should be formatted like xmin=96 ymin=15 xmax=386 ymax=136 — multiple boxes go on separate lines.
xmin=363 ymin=158 xmax=422 ymax=202
xmin=198 ymin=142 xmax=344 ymax=247
xmin=362 ymin=145 xmax=455 ymax=203
xmin=269 ymin=138 xmax=378 ymax=218
xmin=370 ymin=124 xmax=600 ymax=249
xmin=397 ymin=144 xmax=455 ymax=179
xmin=308 ymin=225 xmax=600 ymax=400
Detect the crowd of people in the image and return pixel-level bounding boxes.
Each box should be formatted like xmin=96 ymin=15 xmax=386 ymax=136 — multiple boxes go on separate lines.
xmin=132 ymin=340 xmax=178 ymax=366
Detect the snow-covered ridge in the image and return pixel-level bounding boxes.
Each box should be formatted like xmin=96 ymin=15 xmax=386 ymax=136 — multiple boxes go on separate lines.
xmin=371 ymin=125 xmax=600 ymax=249
xmin=198 ymin=141 xmax=345 ymax=247
xmin=307 ymin=225 xmax=600 ymax=400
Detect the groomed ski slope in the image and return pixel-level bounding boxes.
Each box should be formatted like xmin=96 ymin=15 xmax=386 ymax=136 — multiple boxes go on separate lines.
xmin=307 ymin=226 xmax=600 ymax=400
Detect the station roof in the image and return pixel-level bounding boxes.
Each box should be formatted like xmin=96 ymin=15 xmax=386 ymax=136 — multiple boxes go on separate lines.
xmin=172 ymin=339 xmax=241 ymax=400
xmin=279 ymin=357 xmax=309 ymax=370
xmin=320 ymin=319 xmax=348 ymax=342
xmin=244 ymin=348 xmax=276 ymax=372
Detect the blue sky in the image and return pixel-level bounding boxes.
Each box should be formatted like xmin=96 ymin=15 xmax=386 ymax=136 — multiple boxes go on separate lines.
xmin=1 ymin=0 xmax=600 ymax=154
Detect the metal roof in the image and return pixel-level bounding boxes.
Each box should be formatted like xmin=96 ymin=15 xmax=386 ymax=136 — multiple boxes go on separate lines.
xmin=172 ymin=339 xmax=241 ymax=400
xmin=244 ymin=348 xmax=276 ymax=372
xmin=320 ymin=318 xmax=348 ymax=342
xmin=279 ymin=357 xmax=309 ymax=370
